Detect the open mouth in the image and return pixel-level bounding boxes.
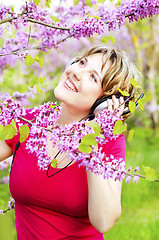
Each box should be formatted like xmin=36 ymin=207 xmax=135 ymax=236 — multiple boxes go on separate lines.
xmin=64 ymin=77 xmax=78 ymax=92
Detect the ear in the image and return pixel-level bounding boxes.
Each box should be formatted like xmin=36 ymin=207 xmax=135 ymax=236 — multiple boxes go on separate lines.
xmin=90 ymin=93 xmax=144 ymax=118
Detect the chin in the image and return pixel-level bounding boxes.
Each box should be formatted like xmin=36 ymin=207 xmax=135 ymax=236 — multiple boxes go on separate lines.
xmin=54 ymin=85 xmax=63 ymax=101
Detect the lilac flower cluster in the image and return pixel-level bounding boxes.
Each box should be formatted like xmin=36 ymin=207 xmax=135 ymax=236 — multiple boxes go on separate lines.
xmin=95 ymin=109 xmax=122 ymax=145
xmin=25 ymin=102 xmax=61 ymax=170
xmin=0 ymin=3 xmax=11 ymax=20
xmin=0 ymin=0 xmax=158 ymax=72
xmin=0 ymin=158 xmax=11 ymax=170
xmin=0 ymin=95 xmax=26 ymax=126
xmin=12 ymin=86 xmax=37 ymax=107
xmin=70 ymin=17 xmax=105 ymax=39
xmin=0 ymin=96 xmax=139 ymax=182
xmin=18 ymin=101 xmax=125 ymax=179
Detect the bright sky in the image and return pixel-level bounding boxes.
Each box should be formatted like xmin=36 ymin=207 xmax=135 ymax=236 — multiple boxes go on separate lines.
xmin=0 ymin=0 xmax=65 ymax=12
xmin=0 ymin=0 xmax=26 ymax=12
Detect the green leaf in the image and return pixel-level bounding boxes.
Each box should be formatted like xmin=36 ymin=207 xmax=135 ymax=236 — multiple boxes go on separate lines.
xmin=88 ymin=12 xmax=91 ymax=17
xmin=109 ymin=36 xmax=115 ymax=44
xmin=82 ymin=133 xmax=97 ymax=146
xmin=94 ymin=15 xmax=101 ymax=20
xmin=129 ymin=101 xmax=136 ymax=113
xmin=145 ymin=91 xmax=151 ymax=102
xmin=86 ymin=121 xmax=100 ymax=128
xmin=73 ymin=0 xmax=80 ymax=5
xmin=127 ymin=129 xmax=134 ymax=142
xmin=30 ymin=78 xmax=38 ymax=86
xmin=39 ymin=57 xmax=44 ymax=68
xmin=38 ymin=77 xmax=44 ymax=84
xmin=138 ymin=98 xmax=145 ymax=110
xmin=78 ymin=143 xmax=92 ymax=154
xmin=142 ymin=165 xmax=157 ymax=182
xmin=43 ymin=75 xmax=46 ymax=82
xmin=45 ymin=0 xmax=51 ymax=8
xmin=33 ymin=0 xmax=40 ymax=6
xmin=86 ymin=0 xmax=92 ymax=7
xmin=25 ymin=55 xmax=35 ymax=66
xmin=51 ymin=158 xmax=57 ymax=168
xmin=130 ymin=78 xmax=138 ymax=87
xmin=19 ymin=125 xmax=30 ymax=143
xmin=113 ymin=120 xmax=127 ymax=135
xmin=25 ymin=55 xmax=32 ymax=66
xmin=101 ymin=36 xmax=115 ymax=44
xmin=10 ymin=6 xmax=14 ymax=12
xmin=101 ymin=36 xmax=109 ymax=44
xmin=118 ymin=88 xmax=129 ymax=96
xmin=34 ymin=55 xmax=39 ymax=61
xmin=0 ymin=125 xmax=5 ymax=140
xmin=97 ymin=0 xmax=106 ymax=3
xmin=0 ymin=124 xmax=16 ymax=140
xmin=51 ymin=16 xmax=61 ymax=22
xmin=11 ymin=119 xmax=17 ymax=132
xmin=86 ymin=121 xmax=101 ymax=136
xmin=36 ymin=86 xmax=43 ymax=96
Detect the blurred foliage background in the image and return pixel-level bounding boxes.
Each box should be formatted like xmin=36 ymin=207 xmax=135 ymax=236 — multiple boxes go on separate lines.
xmin=0 ymin=0 xmax=159 ymax=239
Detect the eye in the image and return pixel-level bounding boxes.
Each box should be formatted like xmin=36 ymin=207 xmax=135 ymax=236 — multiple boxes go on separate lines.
xmin=90 ymin=74 xmax=97 ymax=83
xmin=79 ymin=58 xmax=87 ymax=67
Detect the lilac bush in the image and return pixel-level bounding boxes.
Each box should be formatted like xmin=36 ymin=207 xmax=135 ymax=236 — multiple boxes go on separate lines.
xmin=0 ymin=0 xmax=158 ymax=71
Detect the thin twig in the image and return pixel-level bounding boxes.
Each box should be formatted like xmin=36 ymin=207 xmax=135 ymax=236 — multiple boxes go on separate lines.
xmin=0 ymin=26 xmax=32 ymax=57
xmin=111 ymin=167 xmax=159 ymax=182
xmin=0 ymin=8 xmax=27 ymax=25
xmin=27 ymin=17 xmax=70 ymax=31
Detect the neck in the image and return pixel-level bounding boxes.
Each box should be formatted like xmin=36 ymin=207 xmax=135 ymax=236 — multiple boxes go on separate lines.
xmin=58 ymin=103 xmax=89 ymax=125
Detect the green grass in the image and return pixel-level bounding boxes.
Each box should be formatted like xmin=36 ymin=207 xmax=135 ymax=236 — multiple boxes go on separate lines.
xmin=104 ymin=128 xmax=159 ymax=240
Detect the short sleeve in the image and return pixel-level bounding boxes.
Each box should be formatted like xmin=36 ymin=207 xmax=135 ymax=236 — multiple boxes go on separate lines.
xmin=99 ymin=134 xmax=125 ymax=162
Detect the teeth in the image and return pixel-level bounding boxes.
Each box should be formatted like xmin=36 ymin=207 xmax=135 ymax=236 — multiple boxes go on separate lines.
xmin=66 ymin=79 xmax=76 ymax=92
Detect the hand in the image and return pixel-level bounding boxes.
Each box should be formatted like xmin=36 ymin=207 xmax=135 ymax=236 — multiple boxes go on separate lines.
xmin=94 ymin=95 xmax=125 ymax=117
xmin=107 ymin=95 xmax=125 ymax=115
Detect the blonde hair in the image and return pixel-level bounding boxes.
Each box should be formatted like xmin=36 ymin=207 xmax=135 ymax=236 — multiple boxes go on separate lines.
xmin=79 ymin=46 xmax=141 ymax=119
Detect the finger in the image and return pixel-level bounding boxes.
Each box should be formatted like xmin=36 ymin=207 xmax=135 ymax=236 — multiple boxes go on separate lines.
xmin=116 ymin=96 xmax=125 ymax=116
xmin=112 ymin=95 xmax=119 ymax=110
xmin=107 ymin=99 xmax=113 ymax=112
xmin=119 ymin=96 xmax=125 ymax=111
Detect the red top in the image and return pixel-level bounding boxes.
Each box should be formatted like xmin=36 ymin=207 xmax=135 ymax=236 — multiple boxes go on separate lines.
xmin=5 ymin=112 xmax=125 ymax=240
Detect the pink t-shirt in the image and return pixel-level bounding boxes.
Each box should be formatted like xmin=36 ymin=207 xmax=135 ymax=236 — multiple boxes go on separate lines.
xmin=5 ymin=111 xmax=125 ymax=240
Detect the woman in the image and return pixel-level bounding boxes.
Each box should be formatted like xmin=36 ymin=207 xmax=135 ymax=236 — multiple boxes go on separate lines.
xmin=0 ymin=46 xmax=138 ymax=239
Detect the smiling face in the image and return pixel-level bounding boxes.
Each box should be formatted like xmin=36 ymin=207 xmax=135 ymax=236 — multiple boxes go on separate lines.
xmin=54 ymin=53 xmax=111 ymax=116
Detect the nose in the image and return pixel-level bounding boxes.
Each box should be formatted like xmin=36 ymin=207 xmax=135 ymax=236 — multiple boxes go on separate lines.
xmin=70 ymin=72 xmax=81 ymax=81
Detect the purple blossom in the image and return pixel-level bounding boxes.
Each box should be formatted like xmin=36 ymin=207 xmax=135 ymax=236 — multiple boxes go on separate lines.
xmin=8 ymin=197 xmax=15 ymax=210
xmin=0 ymin=96 xmax=26 ymax=126
xmin=0 ymin=96 xmax=145 ymax=182
xmin=0 ymin=158 xmax=11 ymax=170
xmin=0 ymin=0 xmax=158 ymax=72
xmin=133 ymin=175 xmax=140 ymax=183
xmin=134 ymin=166 xmax=140 ymax=172
xmin=2 ymin=176 xmax=9 ymax=185
xmin=0 ymin=210 xmax=4 ymax=215
xmin=126 ymin=175 xmax=131 ymax=183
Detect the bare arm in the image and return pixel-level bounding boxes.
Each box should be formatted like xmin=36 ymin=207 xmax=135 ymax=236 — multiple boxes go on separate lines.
xmin=0 ymin=140 xmax=13 ymax=162
xmin=87 ymin=95 xmax=124 ymax=233
xmin=87 ymin=171 xmax=122 ymax=233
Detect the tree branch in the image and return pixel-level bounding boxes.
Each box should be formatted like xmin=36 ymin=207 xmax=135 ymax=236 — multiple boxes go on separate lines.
xmin=0 ymin=8 xmax=27 ymax=25
xmin=27 ymin=17 xmax=70 ymax=31
xmin=0 ymin=26 xmax=32 ymax=57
